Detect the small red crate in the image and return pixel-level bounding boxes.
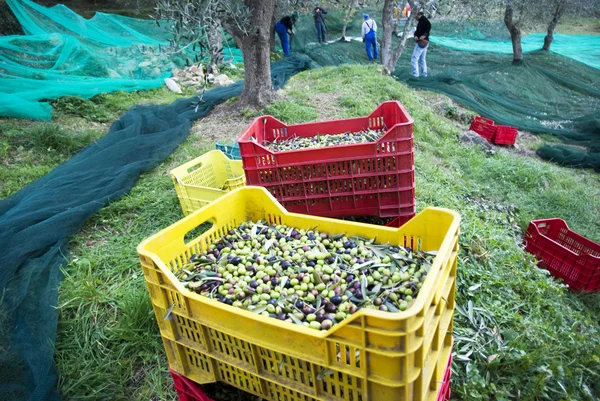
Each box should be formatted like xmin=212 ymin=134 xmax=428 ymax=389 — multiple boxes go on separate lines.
xmin=470 ymin=116 xmax=496 ymax=142
xmin=493 ymin=125 xmax=518 ymax=146
xmin=524 ymin=219 xmax=600 ymax=291
xmin=170 ymin=353 xmax=453 ymax=401
xmin=237 ymin=101 xmax=415 ymax=221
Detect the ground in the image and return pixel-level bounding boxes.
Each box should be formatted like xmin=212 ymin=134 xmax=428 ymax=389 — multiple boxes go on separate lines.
xmin=1 ymin=65 xmax=600 ymax=401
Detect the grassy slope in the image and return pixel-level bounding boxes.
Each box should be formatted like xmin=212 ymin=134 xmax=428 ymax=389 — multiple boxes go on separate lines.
xmin=2 ymin=65 xmax=600 ymax=400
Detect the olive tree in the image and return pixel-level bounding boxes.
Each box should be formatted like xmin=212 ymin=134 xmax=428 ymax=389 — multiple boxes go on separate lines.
xmin=155 ymin=0 xmax=281 ymax=108
xmin=541 ymin=0 xmax=596 ymax=50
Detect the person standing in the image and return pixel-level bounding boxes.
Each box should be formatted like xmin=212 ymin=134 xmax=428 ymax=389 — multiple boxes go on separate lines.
xmin=362 ymin=14 xmax=378 ymax=62
xmin=411 ymin=12 xmax=431 ymax=77
xmin=275 ymin=12 xmax=299 ymax=56
xmin=313 ymin=6 xmax=328 ymax=43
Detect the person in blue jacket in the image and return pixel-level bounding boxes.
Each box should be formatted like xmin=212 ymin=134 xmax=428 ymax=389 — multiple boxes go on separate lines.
xmin=275 ymin=12 xmax=299 ymax=56
xmin=361 ymin=14 xmax=378 ymax=62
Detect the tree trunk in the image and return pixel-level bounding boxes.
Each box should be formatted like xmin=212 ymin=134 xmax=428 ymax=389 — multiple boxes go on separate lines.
xmin=504 ymin=5 xmax=523 ymax=64
xmin=381 ymin=0 xmax=395 ymax=70
xmin=543 ymin=3 xmax=564 ymax=51
xmin=270 ymin=14 xmax=277 ymax=52
xmin=207 ymin=17 xmax=224 ymax=66
xmin=342 ymin=0 xmax=356 ymax=39
xmin=234 ymin=0 xmax=277 ymax=108
xmin=381 ymin=0 xmax=416 ymax=74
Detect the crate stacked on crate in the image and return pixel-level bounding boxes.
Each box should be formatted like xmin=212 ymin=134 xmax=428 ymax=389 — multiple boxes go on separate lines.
xmin=138 ymin=187 xmax=460 ymax=401
xmin=170 ymin=150 xmax=245 ymax=216
xmin=170 ymin=352 xmax=454 ymax=401
xmin=238 ymin=101 xmax=416 ymax=227
xmin=524 ymin=218 xmax=600 ymax=291
xmin=470 ymin=116 xmax=518 ymax=146
xmin=216 ymin=142 xmax=241 ymax=160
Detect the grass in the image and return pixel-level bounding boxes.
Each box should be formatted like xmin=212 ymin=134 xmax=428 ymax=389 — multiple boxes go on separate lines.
xmin=2 ymin=65 xmax=599 ymax=400
xmin=0 ymin=87 xmax=197 ymax=198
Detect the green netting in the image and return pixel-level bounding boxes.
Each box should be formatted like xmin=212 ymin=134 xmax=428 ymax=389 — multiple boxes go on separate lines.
xmin=288 ymin=10 xmax=600 ymax=170
xmin=430 ymin=33 xmax=600 ymax=70
xmin=0 ymin=0 xmax=243 ymax=120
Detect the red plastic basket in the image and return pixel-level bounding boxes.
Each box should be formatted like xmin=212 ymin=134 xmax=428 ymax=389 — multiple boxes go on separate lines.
xmin=470 ymin=116 xmax=496 ymax=142
xmin=170 ymin=353 xmax=453 ymax=401
xmin=493 ymin=125 xmax=518 ymax=146
xmin=524 ymin=219 xmax=600 ymax=291
xmin=237 ymin=101 xmax=416 ymax=221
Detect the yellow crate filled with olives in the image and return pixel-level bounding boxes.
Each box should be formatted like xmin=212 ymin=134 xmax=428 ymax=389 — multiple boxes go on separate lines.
xmin=137 ymin=187 xmax=460 ymax=401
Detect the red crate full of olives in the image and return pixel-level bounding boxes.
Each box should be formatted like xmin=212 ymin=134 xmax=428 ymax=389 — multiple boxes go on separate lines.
xmin=237 ymin=101 xmax=415 ymax=222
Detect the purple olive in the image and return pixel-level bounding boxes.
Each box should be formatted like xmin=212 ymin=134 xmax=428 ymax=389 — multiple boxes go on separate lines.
xmin=346 ymin=274 xmax=355 ymax=282
xmin=281 ymin=261 xmax=291 ymax=269
xmin=262 ymin=276 xmax=271 ymax=283
xmin=302 ymin=306 xmax=316 ymax=315
xmin=349 ymin=305 xmax=358 ymax=314
xmin=352 ymin=281 xmax=361 ymax=289
xmin=316 ymin=312 xmax=325 ymax=322
xmin=250 ymin=280 xmax=258 ymax=288
xmin=277 ymin=313 xmax=287 ymax=320
xmin=321 ymin=319 xmax=333 ymax=330
xmin=325 ymin=303 xmax=337 ymax=313
xmin=330 ymin=296 xmax=342 ymax=305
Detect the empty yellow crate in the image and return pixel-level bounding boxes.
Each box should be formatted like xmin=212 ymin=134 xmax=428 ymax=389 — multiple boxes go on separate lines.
xmin=137 ymin=187 xmax=460 ymax=401
xmin=171 ymin=150 xmax=245 ymax=216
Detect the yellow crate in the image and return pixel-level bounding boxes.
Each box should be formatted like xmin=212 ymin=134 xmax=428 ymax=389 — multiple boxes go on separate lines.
xmin=138 ymin=187 xmax=460 ymax=401
xmin=170 ymin=150 xmax=246 ymax=216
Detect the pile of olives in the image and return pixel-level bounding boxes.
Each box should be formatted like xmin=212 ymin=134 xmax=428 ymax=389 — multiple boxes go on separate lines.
xmin=265 ymin=129 xmax=385 ymax=152
xmin=176 ymin=221 xmax=435 ymax=331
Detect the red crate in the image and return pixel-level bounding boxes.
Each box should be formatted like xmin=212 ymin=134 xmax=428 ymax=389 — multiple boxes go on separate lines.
xmin=524 ymin=219 xmax=600 ymax=291
xmin=170 ymin=354 xmax=453 ymax=401
xmin=470 ymin=116 xmax=496 ymax=142
xmin=493 ymin=125 xmax=518 ymax=146
xmin=238 ymin=101 xmax=415 ymax=221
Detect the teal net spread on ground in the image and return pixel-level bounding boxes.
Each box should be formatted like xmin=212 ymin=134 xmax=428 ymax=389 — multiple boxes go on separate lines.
xmin=0 ymin=0 xmax=243 ymax=120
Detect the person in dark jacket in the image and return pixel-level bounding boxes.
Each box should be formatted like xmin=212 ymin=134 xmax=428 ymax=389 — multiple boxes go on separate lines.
xmin=275 ymin=12 xmax=299 ymax=56
xmin=313 ymin=6 xmax=328 ymax=43
xmin=411 ymin=12 xmax=431 ymax=77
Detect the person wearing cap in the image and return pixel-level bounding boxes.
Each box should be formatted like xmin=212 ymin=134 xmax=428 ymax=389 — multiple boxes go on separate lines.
xmin=276 ymin=12 xmax=299 ymax=56
xmin=361 ymin=14 xmax=378 ymax=62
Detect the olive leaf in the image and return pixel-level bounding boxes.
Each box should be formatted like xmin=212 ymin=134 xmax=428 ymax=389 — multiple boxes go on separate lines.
xmin=316 ymin=368 xmax=334 ymax=380
xmin=361 ymin=274 xmax=368 ymax=300
xmin=251 ymin=224 xmax=258 ymax=238
xmin=385 ymin=302 xmax=400 ymax=312
xmin=332 ymin=233 xmax=345 ymax=240
xmin=350 ymin=260 xmax=375 ymax=272
xmin=263 ymin=239 xmax=275 ymax=252
xmin=162 ymin=304 xmax=175 ymax=320
xmin=289 ymin=313 xmax=305 ymax=326
xmin=251 ymin=305 xmax=268 ymax=314
xmin=278 ymin=356 xmax=287 ymax=374
xmin=279 ymin=276 xmax=288 ymax=290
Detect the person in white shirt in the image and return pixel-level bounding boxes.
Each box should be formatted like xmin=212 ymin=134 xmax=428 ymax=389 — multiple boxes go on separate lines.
xmin=361 ymin=14 xmax=378 ymax=62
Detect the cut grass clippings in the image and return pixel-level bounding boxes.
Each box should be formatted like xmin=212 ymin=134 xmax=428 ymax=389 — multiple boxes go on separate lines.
xmin=1 ymin=65 xmax=599 ymax=400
